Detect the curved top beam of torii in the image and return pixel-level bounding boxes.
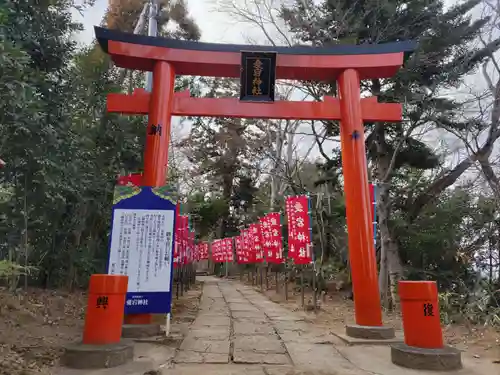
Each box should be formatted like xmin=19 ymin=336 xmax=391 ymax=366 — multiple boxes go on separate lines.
xmin=94 ymin=26 xmax=416 ymax=81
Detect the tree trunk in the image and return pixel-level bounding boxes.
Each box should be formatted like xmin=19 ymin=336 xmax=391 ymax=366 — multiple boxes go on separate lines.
xmin=378 ymin=192 xmax=403 ymax=309
xmin=23 ymin=174 xmax=29 ymax=290
xmin=269 ymin=120 xmax=286 ymax=211
xmin=375 ymin=145 xmax=404 ymax=310
xmin=218 ymin=174 xmax=233 ymax=238
xmin=377 ymin=182 xmax=389 ymax=307
xmin=386 ymin=237 xmax=403 ymax=310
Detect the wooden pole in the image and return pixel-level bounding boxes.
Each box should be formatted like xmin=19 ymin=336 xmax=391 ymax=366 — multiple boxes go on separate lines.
xmin=312 ymin=266 xmax=317 ymax=312
xmin=300 ymin=267 xmax=305 ymax=307
xmin=176 ymin=268 xmax=179 ymax=299
xmin=275 ymin=270 xmax=279 ymax=293
xmin=259 ymin=264 xmax=264 ymax=292
xmin=183 ymin=265 xmax=186 ymax=294
xmin=284 ymin=269 xmax=288 ymax=301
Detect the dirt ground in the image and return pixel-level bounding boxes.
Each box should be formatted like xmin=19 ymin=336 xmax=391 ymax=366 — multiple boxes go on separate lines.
xmin=0 ymin=287 xmax=86 ymax=375
xmin=1 ymin=276 xmax=498 ymax=375
xmin=0 ymin=282 xmax=202 ymax=375
xmin=238 ymin=273 xmax=500 ymax=363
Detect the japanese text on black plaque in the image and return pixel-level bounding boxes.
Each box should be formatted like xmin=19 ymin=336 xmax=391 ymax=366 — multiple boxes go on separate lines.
xmin=252 ymin=59 xmax=263 ymax=95
xmin=240 ymin=51 xmax=276 ymax=102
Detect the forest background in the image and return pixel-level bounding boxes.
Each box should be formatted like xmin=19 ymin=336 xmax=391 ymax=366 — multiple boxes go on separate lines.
xmin=1 ymin=0 xmax=500 ymax=327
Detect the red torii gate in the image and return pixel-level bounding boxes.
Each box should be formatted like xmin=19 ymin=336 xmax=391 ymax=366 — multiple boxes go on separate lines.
xmin=96 ymin=26 xmax=415 ymax=338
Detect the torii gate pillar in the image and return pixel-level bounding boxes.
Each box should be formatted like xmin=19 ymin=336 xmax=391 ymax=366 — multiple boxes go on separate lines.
xmin=339 ymin=69 xmax=385 ymax=331
xmin=143 ymin=61 xmax=175 ymax=187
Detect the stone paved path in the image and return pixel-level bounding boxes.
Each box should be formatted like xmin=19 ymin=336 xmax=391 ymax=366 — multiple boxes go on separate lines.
xmin=165 ymin=277 xmax=497 ymax=375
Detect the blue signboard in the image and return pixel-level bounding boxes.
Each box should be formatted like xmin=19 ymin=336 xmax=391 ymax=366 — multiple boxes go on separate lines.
xmin=107 ymin=185 xmax=177 ymax=314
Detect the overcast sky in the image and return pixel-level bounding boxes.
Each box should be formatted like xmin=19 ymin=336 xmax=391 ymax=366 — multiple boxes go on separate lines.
xmin=72 ymin=0 xmax=249 ymax=45
xmin=70 ymin=0 xmax=495 ymax=173
xmin=71 ymin=0 xmax=336 ymax=159
xmin=72 ymin=0 xmax=463 ymax=45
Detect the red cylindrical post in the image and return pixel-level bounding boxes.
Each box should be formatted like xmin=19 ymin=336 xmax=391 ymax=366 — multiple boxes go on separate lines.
xmin=338 ymin=69 xmax=383 ymax=327
xmin=399 ymin=281 xmax=444 ymax=349
xmin=83 ymin=274 xmax=128 ymax=345
xmin=123 ymin=314 xmax=153 ymax=325
xmin=142 ymin=61 xmax=175 ymax=187
xmin=127 ymin=61 xmax=175 ymax=325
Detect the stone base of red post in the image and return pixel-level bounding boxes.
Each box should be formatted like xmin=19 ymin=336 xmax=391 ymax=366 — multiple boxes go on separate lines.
xmin=61 ymin=275 xmax=134 ymax=369
xmin=345 ymin=324 xmax=395 ymax=341
xmin=122 ymin=313 xmax=162 ymax=338
xmin=122 ymin=322 xmax=163 ymax=338
xmin=391 ymin=281 xmax=462 ymax=371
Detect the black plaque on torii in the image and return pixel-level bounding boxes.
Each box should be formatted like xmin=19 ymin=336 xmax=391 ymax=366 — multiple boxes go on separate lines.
xmin=239 ymin=51 xmax=277 ymax=102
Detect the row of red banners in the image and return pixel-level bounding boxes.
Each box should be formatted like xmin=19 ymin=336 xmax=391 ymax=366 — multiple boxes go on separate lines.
xmin=117 ymin=174 xmax=375 ymax=267
xmin=117 ymin=174 xmax=315 ymax=266
xmin=210 ymin=195 xmax=313 ymax=265
xmin=173 ymin=196 xmax=313 ymax=266
xmin=174 ymin=209 xmax=210 ymax=266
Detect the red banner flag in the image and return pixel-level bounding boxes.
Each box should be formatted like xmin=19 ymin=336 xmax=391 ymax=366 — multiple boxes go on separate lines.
xmin=217 ymin=239 xmax=223 ymax=263
xmin=260 ymin=213 xmax=283 ymax=263
xmin=285 ymin=197 xmax=297 ymax=260
xmin=194 ymin=243 xmax=199 ymax=261
xmin=176 ymin=215 xmax=183 ymax=267
xmin=186 ymin=231 xmax=192 ymax=264
xmin=174 ymin=204 xmax=181 ymax=268
xmin=180 ymin=216 xmax=189 ymax=265
xmin=286 ymin=196 xmax=312 ymax=264
xmin=249 ymin=223 xmax=264 ymax=263
xmin=223 ymin=238 xmax=234 ymax=263
xmin=211 ymin=238 xmax=233 ymax=263
xmin=260 ymin=216 xmax=272 ymax=261
xmin=117 ymin=173 xmax=142 ymax=186
xmin=222 ymin=239 xmax=227 ymax=262
xmin=198 ymin=242 xmax=209 ymax=260
xmin=220 ymin=239 xmax=226 ymax=262
xmin=190 ymin=231 xmax=195 ymax=263
xmin=268 ymin=212 xmax=284 ymax=263
xmin=235 ymin=235 xmax=245 ymax=264
xmin=211 ymin=239 xmax=221 ymax=262
xmin=241 ymin=229 xmax=251 ymax=263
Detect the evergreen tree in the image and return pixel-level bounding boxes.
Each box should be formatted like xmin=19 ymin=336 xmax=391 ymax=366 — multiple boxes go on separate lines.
xmin=281 ymin=0 xmax=500 ymax=305
xmin=0 ymin=0 xmax=83 ymax=287
xmin=0 ymin=0 xmax=202 ymax=288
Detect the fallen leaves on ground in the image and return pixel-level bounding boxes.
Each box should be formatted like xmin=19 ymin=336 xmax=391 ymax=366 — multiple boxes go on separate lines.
xmin=249 ymin=277 xmax=500 ymax=362
xmin=0 ymin=282 xmax=203 ymax=375
xmin=0 ymin=286 xmax=86 ymax=375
